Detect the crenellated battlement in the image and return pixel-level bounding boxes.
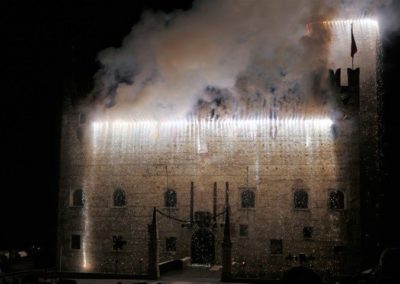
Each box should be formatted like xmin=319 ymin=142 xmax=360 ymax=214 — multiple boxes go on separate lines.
xmin=329 ymin=68 xmax=360 ymax=107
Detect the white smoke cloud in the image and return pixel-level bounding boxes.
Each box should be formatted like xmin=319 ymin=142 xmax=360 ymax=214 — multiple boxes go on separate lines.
xmin=89 ymin=0 xmax=395 ymax=120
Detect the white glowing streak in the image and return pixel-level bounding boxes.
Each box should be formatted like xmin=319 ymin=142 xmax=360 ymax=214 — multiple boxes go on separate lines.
xmin=92 ymin=118 xmax=333 ymax=130
xmin=322 ymin=18 xmax=379 ymax=32
xmin=91 ymin=118 xmax=334 ymax=155
xmin=307 ymin=18 xmax=380 ymax=36
xmin=82 ymin=206 xmax=89 ymax=271
xmin=81 ymin=185 xmax=90 ymax=271
xmin=82 ymin=243 xmax=87 ymax=269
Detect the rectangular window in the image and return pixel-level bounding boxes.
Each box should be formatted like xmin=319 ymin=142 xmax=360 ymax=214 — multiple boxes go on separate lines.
xmin=71 ymin=234 xmax=81 ymax=250
xmin=240 ymin=188 xmax=256 ymax=208
xmin=270 ymin=239 xmax=283 ymax=254
xmin=79 ymin=113 xmax=86 ymax=124
xmin=166 ymin=237 xmax=177 ymax=252
xmin=303 ymin=227 xmax=313 ymax=239
xmin=239 ymin=224 xmax=248 ymax=237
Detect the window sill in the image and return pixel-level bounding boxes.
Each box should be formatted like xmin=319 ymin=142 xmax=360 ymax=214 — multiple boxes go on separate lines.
xmin=162 ymin=207 xmax=179 ymax=211
xmin=328 ymin=208 xmax=346 ymax=212
xmin=292 ymin=208 xmax=311 ymax=212
xmin=239 ymin=207 xmax=256 ymax=211
xmin=110 ymin=249 xmax=127 ymax=253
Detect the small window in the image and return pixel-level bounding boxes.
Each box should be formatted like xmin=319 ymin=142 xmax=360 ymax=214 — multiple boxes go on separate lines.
xmin=270 ymin=239 xmax=283 ymax=254
xmin=112 ymin=235 xmax=127 ymax=250
xmin=165 ymin=189 xmax=177 ymax=208
xmin=294 ymin=190 xmax=308 ymax=209
xmin=72 ymin=189 xmax=84 ymax=207
xmin=241 ymin=189 xmax=255 ymax=208
xmin=328 ymin=190 xmax=345 ymax=209
xmin=113 ymin=188 xmax=126 ymax=207
xmin=76 ymin=127 xmax=84 ymax=141
xmin=303 ymin=226 xmax=313 ymax=239
xmin=71 ymin=234 xmax=81 ymax=250
xmin=166 ymin=237 xmax=177 ymax=252
xmin=239 ymin=224 xmax=248 ymax=237
xmin=79 ymin=113 xmax=86 ymax=124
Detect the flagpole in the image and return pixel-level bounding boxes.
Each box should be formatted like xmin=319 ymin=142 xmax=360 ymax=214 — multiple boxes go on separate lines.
xmin=351 ymin=23 xmax=354 ymax=69
xmin=350 ymin=22 xmax=357 ymax=70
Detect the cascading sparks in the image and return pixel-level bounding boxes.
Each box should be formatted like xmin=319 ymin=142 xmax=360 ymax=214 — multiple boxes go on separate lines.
xmin=92 ymin=118 xmax=334 ymax=138
xmin=91 ymin=117 xmax=334 ymax=154
xmin=307 ymin=18 xmax=379 ymax=34
xmin=321 ymin=18 xmax=379 ymax=31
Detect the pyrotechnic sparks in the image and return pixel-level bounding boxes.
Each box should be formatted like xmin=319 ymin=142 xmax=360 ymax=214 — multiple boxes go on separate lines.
xmin=90 ymin=117 xmax=335 ymax=155
xmin=321 ymin=18 xmax=379 ymax=31
xmin=81 ymin=188 xmax=91 ymax=271
xmin=307 ymin=18 xmax=379 ymax=35
xmin=92 ymin=118 xmax=334 ymax=133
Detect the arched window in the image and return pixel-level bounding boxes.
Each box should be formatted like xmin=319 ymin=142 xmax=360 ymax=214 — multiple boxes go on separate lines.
xmin=328 ymin=190 xmax=345 ymax=209
xmin=113 ymin=188 xmax=126 ymax=207
xmin=72 ymin=189 xmax=84 ymax=207
xmin=165 ymin=189 xmax=177 ymax=208
xmin=294 ymin=190 xmax=308 ymax=209
xmin=241 ymin=189 xmax=255 ymax=208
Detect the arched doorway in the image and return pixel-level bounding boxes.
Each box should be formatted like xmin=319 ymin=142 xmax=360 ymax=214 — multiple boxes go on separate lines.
xmin=281 ymin=267 xmax=322 ymax=284
xmin=191 ymin=228 xmax=215 ymax=265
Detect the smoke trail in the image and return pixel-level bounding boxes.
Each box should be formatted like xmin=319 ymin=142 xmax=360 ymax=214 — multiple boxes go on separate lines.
xmin=89 ymin=0 xmax=395 ymax=120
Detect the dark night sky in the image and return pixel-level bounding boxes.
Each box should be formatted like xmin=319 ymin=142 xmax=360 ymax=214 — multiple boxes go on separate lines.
xmin=2 ymin=0 xmax=400 ymax=266
xmin=2 ymin=0 xmax=194 ymax=265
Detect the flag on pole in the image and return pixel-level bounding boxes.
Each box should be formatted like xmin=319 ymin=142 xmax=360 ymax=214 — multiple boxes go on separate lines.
xmin=351 ymin=23 xmax=357 ymax=58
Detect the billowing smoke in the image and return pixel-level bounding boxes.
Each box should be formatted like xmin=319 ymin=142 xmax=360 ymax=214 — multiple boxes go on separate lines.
xmin=89 ymin=0 xmax=395 ymax=120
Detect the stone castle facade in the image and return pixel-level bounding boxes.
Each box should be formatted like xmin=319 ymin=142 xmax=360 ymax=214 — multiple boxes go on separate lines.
xmin=57 ymin=21 xmax=380 ymax=281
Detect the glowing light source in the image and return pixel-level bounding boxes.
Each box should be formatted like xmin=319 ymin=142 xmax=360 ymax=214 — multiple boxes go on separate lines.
xmin=82 ymin=246 xmax=88 ymax=270
xmin=91 ymin=118 xmax=334 ymax=150
xmin=92 ymin=118 xmax=333 ymax=130
xmin=307 ymin=18 xmax=380 ymax=35
xmin=321 ymin=18 xmax=379 ymax=31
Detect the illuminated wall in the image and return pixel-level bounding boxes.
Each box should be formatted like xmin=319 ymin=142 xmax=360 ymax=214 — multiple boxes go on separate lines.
xmin=57 ymin=19 xmax=379 ymax=279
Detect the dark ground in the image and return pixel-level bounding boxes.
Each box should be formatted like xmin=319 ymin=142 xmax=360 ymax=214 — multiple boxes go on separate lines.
xmin=2 ymin=0 xmax=400 ymax=269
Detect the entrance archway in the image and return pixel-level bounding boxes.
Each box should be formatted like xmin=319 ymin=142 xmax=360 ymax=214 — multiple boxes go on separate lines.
xmin=191 ymin=228 xmax=215 ymax=265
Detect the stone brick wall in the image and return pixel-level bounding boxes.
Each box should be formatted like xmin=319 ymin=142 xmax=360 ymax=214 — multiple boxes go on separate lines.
xmin=57 ymin=20 xmax=380 ymax=279
xmin=57 ymin=106 xmax=361 ymax=278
